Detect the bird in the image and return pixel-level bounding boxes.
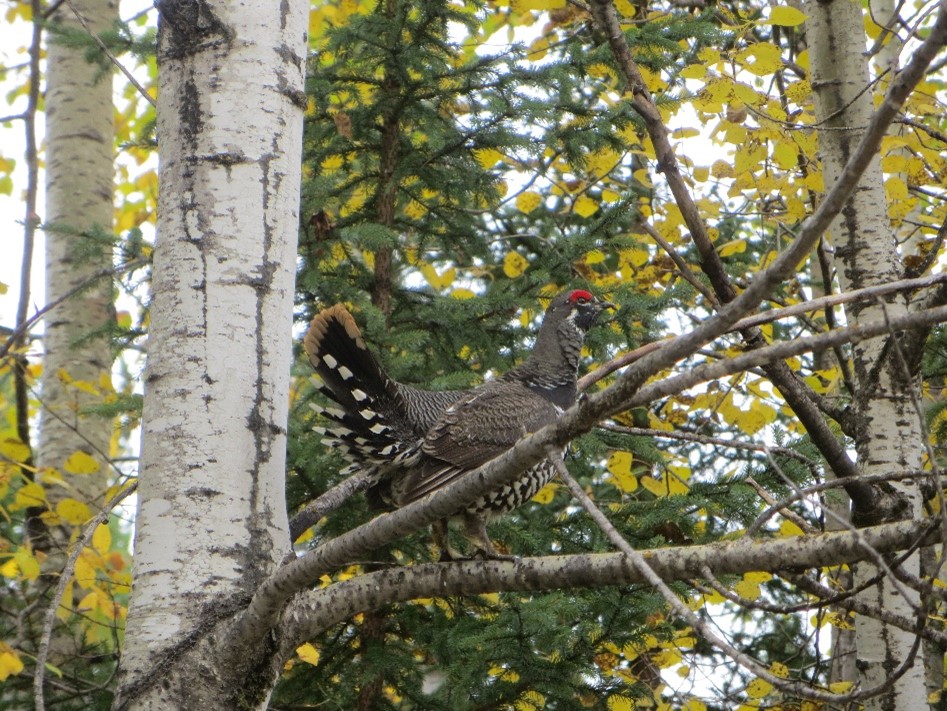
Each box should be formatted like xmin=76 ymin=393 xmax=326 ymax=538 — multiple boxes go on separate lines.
xmin=304 ymin=289 xmax=613 ymax=559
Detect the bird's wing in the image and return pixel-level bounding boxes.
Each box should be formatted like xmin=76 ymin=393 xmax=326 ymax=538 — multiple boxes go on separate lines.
xmin=393 ymin=381 xmax=559 ymax=504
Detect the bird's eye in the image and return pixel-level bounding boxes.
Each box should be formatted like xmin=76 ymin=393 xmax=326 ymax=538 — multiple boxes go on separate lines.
xmin=576 ymin=296 xmax=588 ymax=305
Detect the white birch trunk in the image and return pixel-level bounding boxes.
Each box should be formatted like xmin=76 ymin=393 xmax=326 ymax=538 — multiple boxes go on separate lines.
xmin=117 ymin=1 xmax=308 ymax=707
xmin=38 ymin=0 xmax=117 ymax=527
xmin=804 ymin=0 xmax=928 ymax=707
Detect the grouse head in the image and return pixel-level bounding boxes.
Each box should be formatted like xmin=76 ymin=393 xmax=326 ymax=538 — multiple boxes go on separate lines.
xmin=544 ymin=288 xmax=614 ymax=332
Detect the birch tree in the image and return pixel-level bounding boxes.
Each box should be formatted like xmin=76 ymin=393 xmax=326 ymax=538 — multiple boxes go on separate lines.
xmin=35 ymin=0 xmax=118 ymax=547
xmin=114 ymin=1 xmax=309 ymax=707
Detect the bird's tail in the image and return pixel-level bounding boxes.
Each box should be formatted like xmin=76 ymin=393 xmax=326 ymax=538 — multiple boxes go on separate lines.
xmin=304 ymin=305 xmax=404 ymax=466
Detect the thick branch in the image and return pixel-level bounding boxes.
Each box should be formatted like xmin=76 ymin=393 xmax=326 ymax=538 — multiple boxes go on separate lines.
xmin=279 ymin=518 xmax=936 ymax=656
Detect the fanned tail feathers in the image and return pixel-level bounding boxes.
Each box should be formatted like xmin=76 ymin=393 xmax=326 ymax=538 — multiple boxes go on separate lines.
xmin=304 ymin=305 xmax=414 ymax=470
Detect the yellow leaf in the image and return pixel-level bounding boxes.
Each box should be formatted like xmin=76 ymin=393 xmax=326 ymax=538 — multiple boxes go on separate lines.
xmin=474 ymin=148 xmax=504 ymax=169
xmin=516 ymin=190 xmax=543 ymax=214
xmin=606 ymin=695 xmax=634 ymax=711
xmin=0 ymin=437 xmax=31 ymax=462
xmin=531 ymin=482 xmax=557 ymax=504
xmin=0 ymin=558 xmax=19 ymax=578
xmin=772 ymin=140 xmax=798 ymax=170
xmin=0 ymin=646 xmax=24 ymax=682
xmin=734 ymin=578 xmax=761 ymax=601
xmin=718 ymin=239 xmax=746 ymax=257
xmin=746 ymin=677 xmax=773 ymax=699
xmin=779 ymin=519 xmax=804 ymax=537
xmin=737 ymin=43 xmax=782 ymax=77
xmin=503 ymin=251 xmax=529 ymax=278
xmin=93 ymin=523 xmax=112 ymax=555
xmin=770 ymin=661 xmax=789 ymax=679
xmin=606 ymin=451 xmax=638 ymax=492
xmin=829 ymin=681 xmax=853 ymax=693
xmin=74 ymin=552 xmax=98 ymax=588
xmin=766 ymin=6 xmax=807 ymax=26
xmin=13 ymin=482 xmax=46 ymax=510
xmin=14 ymin=548 xmax=40 ymax=581
xmin=296 ymin=642 xmax=321 ymax=666
xmin=640 ymin=476 xmax=666 ymax=497
xmin=64 ymin=451 xmax=101 ymax=476
xmin=56 ymin=499 xmax=92 ymax=526
xmin=573 ymin=195 xmax=599 ymax=218
xmin=450 ymin=288 xmax=476 ymax=300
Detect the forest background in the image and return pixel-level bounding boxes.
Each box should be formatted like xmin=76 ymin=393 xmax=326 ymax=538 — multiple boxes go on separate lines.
xmin=0 ymin=0 xmax=946 ymax=709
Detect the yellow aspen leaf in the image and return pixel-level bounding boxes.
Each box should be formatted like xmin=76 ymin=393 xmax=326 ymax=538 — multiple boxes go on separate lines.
xmin=93 ymin=523 xmax=112 ymax=555
xmin=74 ymin=552 xmax=98 ymax=588
xmin=0 ymin=559 xmax=18 ymax=578
xmin=765 ymin=6 xmax=807 ymax=26
xmin=404 ymin=200 xmax=427 ymax=219
xmin=0 ymin=437 xmax=31 ymax=462
xmin=474 ymin=148 xmax=504 ymax=169
xmin=746 ymin=678 xmax=773 ymax=699
xmin=680 ymin=63 xmax=707 ymax=79
xmin=450 ymin=288 xmax=476 ymax=300
xmin=829 ymin=681 xmax=854 ymax=693
xmin=884 ymin=176 xmax=909 ymax=201
xmin=14 ymin=548 xmax=40 ymax=581
xmin=13 ymin=482 xmax=46 ymax=510
xmin=606 ymin=695 xmax=633 ymax=711
xmin=770 ymin=661 xmax=790 ymax=678
xmin=745 ymin=571 xmax=773 ymax=584
xmin=56 ymin=499 xmax=92 ymax=526
xmin=717 ymin=239 xmax=746 ymax=257
xmin=573 ymin=195 xmax=599 ymax=217
xmin=711 ymin=160 xmax=734 ymax=179
xmin=531 ymin=482 xmax=557 ymax=504
xmin=614 ymin=0 xmax=636 ymax=16
xmin=516 ymin=190 xmax=543 ymax=214
xmin=419 ymin=263 xmax=455 ymax=290
xmin=584 ymin=249 xmax=606 ymax=264
xmin=320 ymin=155 xmax=344 ymax=173
xmin=515 ymin=690 xmax=546 ymax=710
xmin=601 ymin=189 xmax=620 ymax=203
xmin=0 ymin=645 xmax=24 ymax=681
xmin=772 ymin=140 xmax=798 ymax=169
xmin=652 ymin=648 xmax=682 ymax=667
xmin=738 ymin=43 xmax=782 ymax=77
xmin=606 ymin=451 xmax=638 ymax=493
xmin=64 ymin=451 xmax=101 ymax=475
xmin=296 ymin=642 xmax=321 ymax=666
xmin=57 ymin=581 xmax=74 ymax=621
xmin=779 ymin=519 xmax=804 ymax=537
xmin=503 ymin=251 xmax=529 ymax=278
xmin=500 ymin=668 xmax=520 ymax=682
xmin=640 ymin=476 xmax=667 ymax=497
xmin=684 ymin=699 xmax=707 ymax=711
xmin=734 ymin=577 xmax=761 ymax=601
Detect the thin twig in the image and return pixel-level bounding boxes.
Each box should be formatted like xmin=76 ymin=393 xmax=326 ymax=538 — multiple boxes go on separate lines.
xmin=33 ymin=482 xmax=138 ymax=711
xmin=548 ymin=445 xmax=924 ymax=703
xmin=62 ymin=0 xmax=156 ymax=107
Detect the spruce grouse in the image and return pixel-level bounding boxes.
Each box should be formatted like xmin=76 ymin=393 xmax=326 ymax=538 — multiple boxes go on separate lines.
xmin=305 ymin=289 xmax=613 ymax=558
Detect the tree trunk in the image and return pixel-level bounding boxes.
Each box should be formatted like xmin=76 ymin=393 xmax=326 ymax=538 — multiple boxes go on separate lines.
xmin=36 ymin=0 xmax=118 ymax=544
xmin=115 ymin=1 xmax=308 ymax=707
xmin=804 ymin=0 xmax=929 ymax=707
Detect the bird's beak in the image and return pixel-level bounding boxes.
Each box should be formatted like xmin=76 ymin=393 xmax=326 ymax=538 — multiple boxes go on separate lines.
xmin=594 ymin=297 xmax=616 ymax=311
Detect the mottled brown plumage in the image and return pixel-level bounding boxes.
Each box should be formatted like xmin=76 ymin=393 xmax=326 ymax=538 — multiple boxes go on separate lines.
xmin=305 ymin=289 xmax=612 ymax=558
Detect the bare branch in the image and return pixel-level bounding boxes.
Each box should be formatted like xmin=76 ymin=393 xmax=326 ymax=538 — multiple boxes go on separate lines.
xmin=33 ymin=482 xmax=138 ymax=711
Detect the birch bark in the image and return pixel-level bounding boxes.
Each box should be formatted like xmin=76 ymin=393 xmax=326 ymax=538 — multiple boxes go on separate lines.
xmin=116 ymin=1 xmax=307 ymax=707
xmin=804 ymin=0 xmax=929 ymax=706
